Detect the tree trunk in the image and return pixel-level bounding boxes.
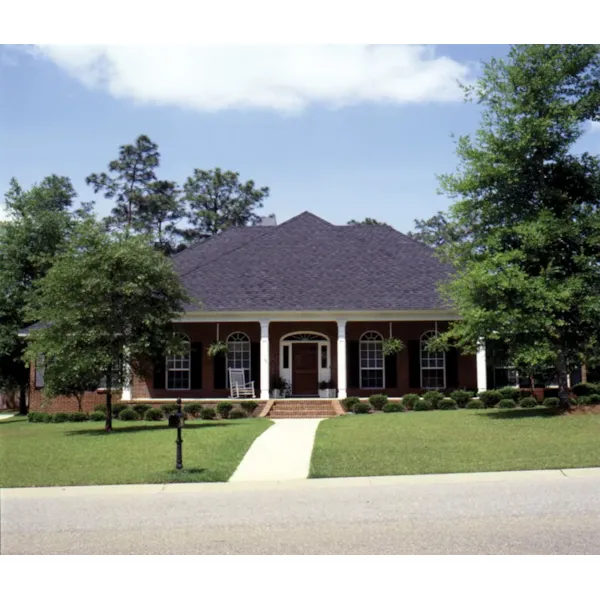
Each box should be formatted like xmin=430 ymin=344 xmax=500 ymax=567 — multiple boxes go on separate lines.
xmin=556 ymin=351 xmax=571 ymax=411
xmin=77 ymin=394 xmax=83 ymax=413
xmin=581 ymin=363 xmax=587 ymax=384
xmin=18 ymin=385 xmax=27 ymax=416
xmin=105 ymin=368 xmax=113 ymax=432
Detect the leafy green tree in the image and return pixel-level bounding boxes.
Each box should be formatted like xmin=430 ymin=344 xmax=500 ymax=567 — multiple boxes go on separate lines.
xmin=0 ymin=176 xmax=77 ymax=412
xmin=431 ymin=44 xmax=600 ymax=410
xmin=182 ymin=168 xmax=269 ymax=242
xmin=347 ymin=217 xmax=387 ymax=226
xmin=407 ymin=211 xmax=468 ymax=247
xmin=25 ymin=219 xmax=191 ymax=431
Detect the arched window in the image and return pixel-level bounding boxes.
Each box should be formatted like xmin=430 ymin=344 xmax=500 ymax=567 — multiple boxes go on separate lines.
xmin=227 ymin=332 xmax=251 ymax=383
xmin=166 ymin=336 xmax=191 ymax=390
xmin=420 ymin=331 xmax=445 ymax=389
xmin=360 ymin=331 xmax=384 ymax=389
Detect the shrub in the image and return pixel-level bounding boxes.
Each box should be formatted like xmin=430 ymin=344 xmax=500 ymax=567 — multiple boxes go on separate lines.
xmin=573 ymin=396 xmax=590 ymax=406
xmin=52 ymin=412 xmax=70 ymax=423
xmin=144 ymin=408 xmax=164 ymax=421
xmin=450 ymin=389 xmax=473 ymax=407
xmin=342 ymin=396 xmax=360 ymax=412
xmin=498 ymin=387 xmax=520 ymax=402
xmin=465 ymin=399 xmax=485 ymax=409
xmin=183 ymin=402 xmax=203 ymax=418
xmin=401 ymin=394 xmax=420 ymax=410
xmin=217 ymin=401 xmax=234 ymax=419
xmin=119 ymin=408 xmax=139 ymax=421
xmin=383 ymin=402 xmax=405 ymax=413
xmin=111 ymin=403 xmax=128 ymax=417
xmin=240 ymin=400 xmax=259 ymax=416
xmin=200 ymin=407 xmax=216 ymax=420
xmin=28 ymin=412 xmax=50 ymax=423
xmin=589 ymin=394 xmax=600 ymax=405
xmin=93 ymin=403 xmax=107 ymax=414
xmin=496 ymin=399 xmax=517 ymax=409
xmin=543 ymin=397 xmax=560 ymax=409
xmin=422 ymin=390 xmax=444 ymax=409
xmin=353 ymin=402 xmax=371 ymax=414
xmin=438 ymin=398 xmax=458 ymax=410
xmin=368 ymin=394 xmax=388 ymax=411
xmin=67 ymin=412 xmax=89 ymax=422
xmin=160 ymin=403 xmax=177 ymax=415
xmin=413 ymin=399 xmax=433 ymax=411
xmin=519 ymin=396 xmax=538 ymax=408
xmin=478 ymin=390 xmax=502 ymax=408
xmin=572 ymin=382 xmax=598 ymax=397
xmin=132 ymin=403 xmax=152 ymax=417
xmin=229 ymin=408 xmax=247 ymax=419
xmin=90 ymin=411 xmax=105 ymax=421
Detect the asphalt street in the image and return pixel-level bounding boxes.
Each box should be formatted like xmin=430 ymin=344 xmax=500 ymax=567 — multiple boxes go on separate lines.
xmin=2 ymin=470 xmax=599 ymax=554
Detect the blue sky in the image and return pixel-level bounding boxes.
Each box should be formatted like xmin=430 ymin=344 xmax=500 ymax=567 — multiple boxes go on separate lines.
xmin=1 ymin=45 xmax=599 ymax=232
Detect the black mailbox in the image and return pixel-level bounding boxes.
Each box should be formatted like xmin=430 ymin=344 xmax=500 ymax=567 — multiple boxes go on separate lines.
xmin=168 ymin=413 xmax=181 ymax=428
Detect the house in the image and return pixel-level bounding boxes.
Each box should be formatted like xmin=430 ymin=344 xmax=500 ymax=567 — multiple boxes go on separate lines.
xmin=26 ymin=211 xmax=487 ymax=413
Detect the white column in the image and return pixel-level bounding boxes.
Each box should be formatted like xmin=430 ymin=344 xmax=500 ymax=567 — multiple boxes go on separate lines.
xmin=121 ymin=348 xmax=132 ymax=401
xmin=337 ymin=319 xmax=347 ymax=399
xmin=476 ymin=339 xmax=487 ymax=393
xmin=260 ymin=320 xmax=270 ymax=400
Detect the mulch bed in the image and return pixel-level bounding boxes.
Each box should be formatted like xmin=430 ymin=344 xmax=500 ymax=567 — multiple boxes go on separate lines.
xmin=568 ymin=404 xmax=600 ymax=415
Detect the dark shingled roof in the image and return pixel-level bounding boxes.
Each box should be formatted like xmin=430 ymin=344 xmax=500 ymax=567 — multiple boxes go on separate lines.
xmin=172 ymin=212 xmax=453 ymax=312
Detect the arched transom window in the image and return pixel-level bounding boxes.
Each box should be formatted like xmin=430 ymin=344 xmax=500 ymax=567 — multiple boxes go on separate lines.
xmin=360 ymin=331 xmax=384 ymax=389
xmin=166 ymin=336 xmax=191 ymax=390
xmin=227 ymin=332 xmax=251 ymax=383
xmin=420 ymin=331 xmax=445 ymax=389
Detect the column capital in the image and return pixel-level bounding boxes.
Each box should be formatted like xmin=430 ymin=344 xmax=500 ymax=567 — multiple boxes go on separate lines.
xmin=259 ymin=319 xmax=270 ymax=331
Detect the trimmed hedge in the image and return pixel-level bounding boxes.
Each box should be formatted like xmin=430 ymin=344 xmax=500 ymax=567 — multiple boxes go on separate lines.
xmin=465 ymin=399 xmax=485 ymax=409
xmin=543 ymin=397 xmax=560 ymax=409
xmin=573 ymin=396 xmax=590 ymax=406
xmin=132 ymin=404 xmax=152 ymax=417
xmin=217 ymin=401 xmax=234 ymax=419
xmin=422 ymin=391 xmax=444 ymax=409
xmin=240 ymin=400 xmax=259 ymax=415
xmin=498 ymin=387 xmax=520 ymax=402
xmin=478 ymin=390 xmax=502 ymax=408
xmin=369 ymin=394 xmax=388 ymax=411
xmin=119 ymin=408 xmax=139 ymax=421
xmin=496 ymin=399 xmax=517 ymax=409
xmin=588 ymin=394 xmax=600 ymax=405
xmin=572 ymin=383 xmax=599 ymax=397
xmin=401 ymin=394 xmax=420 ymax=410
xmin=450 ymin=389 xmax=473 ymax=408
xmin=519 ymin=396 xmax=538 ymax=408
xmin=52 ymin=413 xmax=70 ymax=423
xmin=200 ymin=407 xmax=216 ymax=420
xmin=382 ymin=402 xmax=406 ymax=413
xmin=144 ymin=408 xmax=164 ymax=421
xmin=160 ymin=403 xmax=177 ymax=415
xmin=90 ymin=411 xmax=106 ymax=421
xmin=94 ymin=403 xmax=107 ymax=414
xmin=183 ymin=402 xmax=203 ymax=417
xmin=413 ymin=399 xmax=433 ymax=411
xmin=229 ymin=408 xmax=247 ymax=419
xmin=353 ymin=402 xmax=371 ymax=414
xmin=67 ymin=412 xmax=89 ymax=422
xmin=438 ymin=398 xmax=458 ymax=410
xmin=28 ymin=412 xmax=51 ymax=423
xmin=111 ymin=403 xmax=129 ymax=417
xmin=342 ymin=397 xmax=361 ymax=412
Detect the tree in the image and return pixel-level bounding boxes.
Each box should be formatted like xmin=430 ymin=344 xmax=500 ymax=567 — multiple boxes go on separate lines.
xmin=407 ymin=211 xmax=468 ymax=247
xmin=25 ymin=219 xmax=191 ymax=431
xmin=431 ymin=44 xmax=600 ymax=410
xmin=0 ymin=176 xmax=77 ymax=413
xmin=182 ymin=168 xmax=269 ymax=242
xmin=347 ymin=217 xmax=387 ymax=226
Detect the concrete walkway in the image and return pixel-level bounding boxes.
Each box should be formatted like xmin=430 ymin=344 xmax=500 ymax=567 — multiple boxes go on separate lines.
xmin=0 ymin=413 xmax=17 ymax=421
xmin=229 ymin=418 xmax=323 ymax=482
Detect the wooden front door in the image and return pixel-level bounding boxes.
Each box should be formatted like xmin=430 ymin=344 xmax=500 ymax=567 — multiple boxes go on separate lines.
xmin=292 ymin=343 xmax=319 ymax=396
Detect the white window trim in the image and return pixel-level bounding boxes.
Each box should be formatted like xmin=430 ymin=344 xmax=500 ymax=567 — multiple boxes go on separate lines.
xmin=226 ymin=331 xmax=251 ymax=386
xmin=279 ymin=331 xmax=331 ymax=391
xmin=359 ymin=331 xmax=385 ymax=390
xmin=420 ymin=330 xmax=446 ymax=390
xmin=166 ymin=336 xmax=191 ymax=391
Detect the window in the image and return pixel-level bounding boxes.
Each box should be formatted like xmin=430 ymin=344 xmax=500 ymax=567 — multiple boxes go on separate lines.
xmin=227 ymin=332 xmax=251 ymax=384
xmin=35 ymin=355 xmax=45 ymax=388
xmin=420 ymin=331 xmax=445 ymax=389
xmin=283 ymin=345 xmax=290 ymax=369
xmin=166 ymin=337 xmax=191 ymax=390
xmin=321 ymin=345 xmax=328 ymax=369
xmin=360 ymin=331 xmax=384 ymax=389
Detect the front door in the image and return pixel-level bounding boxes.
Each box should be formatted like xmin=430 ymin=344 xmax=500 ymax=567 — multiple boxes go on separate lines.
xmin=292 ymin=343 xmax=319 ymax=396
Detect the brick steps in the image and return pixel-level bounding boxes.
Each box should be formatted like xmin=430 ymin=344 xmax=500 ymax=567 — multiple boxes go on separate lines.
xmin=266 ymin=400 xmax=337 ymax=419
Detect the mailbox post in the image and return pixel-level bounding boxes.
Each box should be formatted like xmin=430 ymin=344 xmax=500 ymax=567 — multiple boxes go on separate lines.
xmin=168 ymin=397 xmax=184 ymax=470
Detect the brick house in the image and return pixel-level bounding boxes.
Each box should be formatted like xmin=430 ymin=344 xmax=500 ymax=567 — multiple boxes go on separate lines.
xmin=26 ymin=211 xmax=490 ymax=412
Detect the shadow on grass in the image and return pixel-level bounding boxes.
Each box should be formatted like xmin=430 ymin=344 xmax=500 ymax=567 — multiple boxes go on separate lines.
xmin=478 ymin=408 xmax=559 ymax=420
xmin=0 ymin=417 xmax=27 ymax=426
xmin=64 ymin=421 xmax=241 ymax=436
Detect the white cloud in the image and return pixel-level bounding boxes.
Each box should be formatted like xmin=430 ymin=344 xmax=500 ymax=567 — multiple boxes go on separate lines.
xmin=33 ymin=45 xmax=472 ymax=113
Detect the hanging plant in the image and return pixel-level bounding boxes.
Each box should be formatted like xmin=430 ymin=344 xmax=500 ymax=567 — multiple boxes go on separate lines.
xmin=207 ymin=340 xmax=228 ymax=358
xmin=382 ymin=337 xmax=404 ymax=356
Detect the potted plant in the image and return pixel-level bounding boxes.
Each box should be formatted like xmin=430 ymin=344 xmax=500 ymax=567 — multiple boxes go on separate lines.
xmin=382 ymin=337 xmax=404 ymax=356
xmin=319 ymin=379 xmax=336 ymax=398
xmin=207 ymin=340 xmax=227 ymax=358
xmin=271 ymin=375 xmax=288 ymax=398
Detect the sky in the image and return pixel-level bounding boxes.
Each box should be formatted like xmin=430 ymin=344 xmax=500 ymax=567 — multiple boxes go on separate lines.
xmin=1 ymin=44 xmax=599 ymax=232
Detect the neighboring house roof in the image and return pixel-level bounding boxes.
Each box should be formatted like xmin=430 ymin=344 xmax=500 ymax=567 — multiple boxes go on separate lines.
xmin=172 ymin=211 xmax=453 ymax=312
xmin=18 ymin=322 xmax=49 ymax=336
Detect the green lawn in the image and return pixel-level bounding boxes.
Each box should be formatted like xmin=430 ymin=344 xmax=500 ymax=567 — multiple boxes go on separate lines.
xmin=310 ymin=409 xmax=600 ymax=478
xmin=0 ymin=416 xmax=271 ymax=488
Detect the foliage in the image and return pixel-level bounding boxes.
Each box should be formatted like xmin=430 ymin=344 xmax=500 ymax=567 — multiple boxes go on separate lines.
xmin=144 ymin=408 xmax=164 ymax=421
xmin=28 ymin=412 xmax=50 ymax=423
xmin=401 ymin=394 xmax=420 ymax=410
xmin=572 ymin=396 xmax=590 ymax=406
xmin=217 ymin=401 xmax=234 ymax=419
xmin=111 ymin=403 xmax=128 ymax=417
xmin=422 ymin=390 xmax=444 ymax=409
xmin=465 ymin=399 xmax=485 ymax=409
xmin=52 ymin=412 xmax=69 ymax=423
xmin=498 ymin=387 xmax=521 ymax=402
xmin=342 ymin=396 xmax=361 ymax=411
xmin=89 ymin=411 xmax=106 ymax=421
xmin=381 ymin=337 xmax=404 ymax=356
xmin=319 ymin=379 xmax=335 ymax=390
xmin=183 ymin=402 xmax=203 ymax=417
xmin=438 ymin=397 xmax=459 ymax=410
xmin=543 ymin=397 xmax=561 ymax=409
xmin=160 ymin=403 xmax=177 ymax=415
xmin=207 ymin=341 xmax=227 ymax=358
xmin=200 ymin=407 xmax=216 ymax=420
xmin=181 ymin=168 xmax=269 ymax=243
xmin=94 ymin=403 xmax=107 ymax=414
xmin=519 ymin=397 xmax=539 ymax=408
xmin=240 ymin=400 xmax=259 ymax=415
xmin=382 ymin=402 xmax=406 ymax=413
xmin=407 ymin=211 xmax=467 ymax=248
xmin=119 ymin=408 xmax=139 ymax=421
xmin=229 ymin=408 xmax=247 ymax=419
xmin=271 ymin=375 xmax=289 ymax=393
xmin=450 ymin=389 xmax=473 ymax=407
xmin=589 ymin=394 xmax=600 ymax=405
xmin=497 ymin=399 xmax=517 ymax=409
xmin=353 ymin=402 xmax=372 ymax=414
xmin=132 ymin=404 xmax=152 ymax=417
xmin=478 ymin=390 xmax=503 ymax=408
xmin=368 ymin=394 xmax=389 ymax=411
xmin=572 ymin=383 xmax=599 ymax=397
xmin=431 ymin=45 xmax=600 ymax=411
xmin=66 ymin=412 xmax=89 ymax=422
xmin=347 ymin=218 xmax=388 ymax=226
xmin=24 ymin=219 xmax=190 ymax=432
xmin=413 ymin=399 xmax=433 ymax=411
